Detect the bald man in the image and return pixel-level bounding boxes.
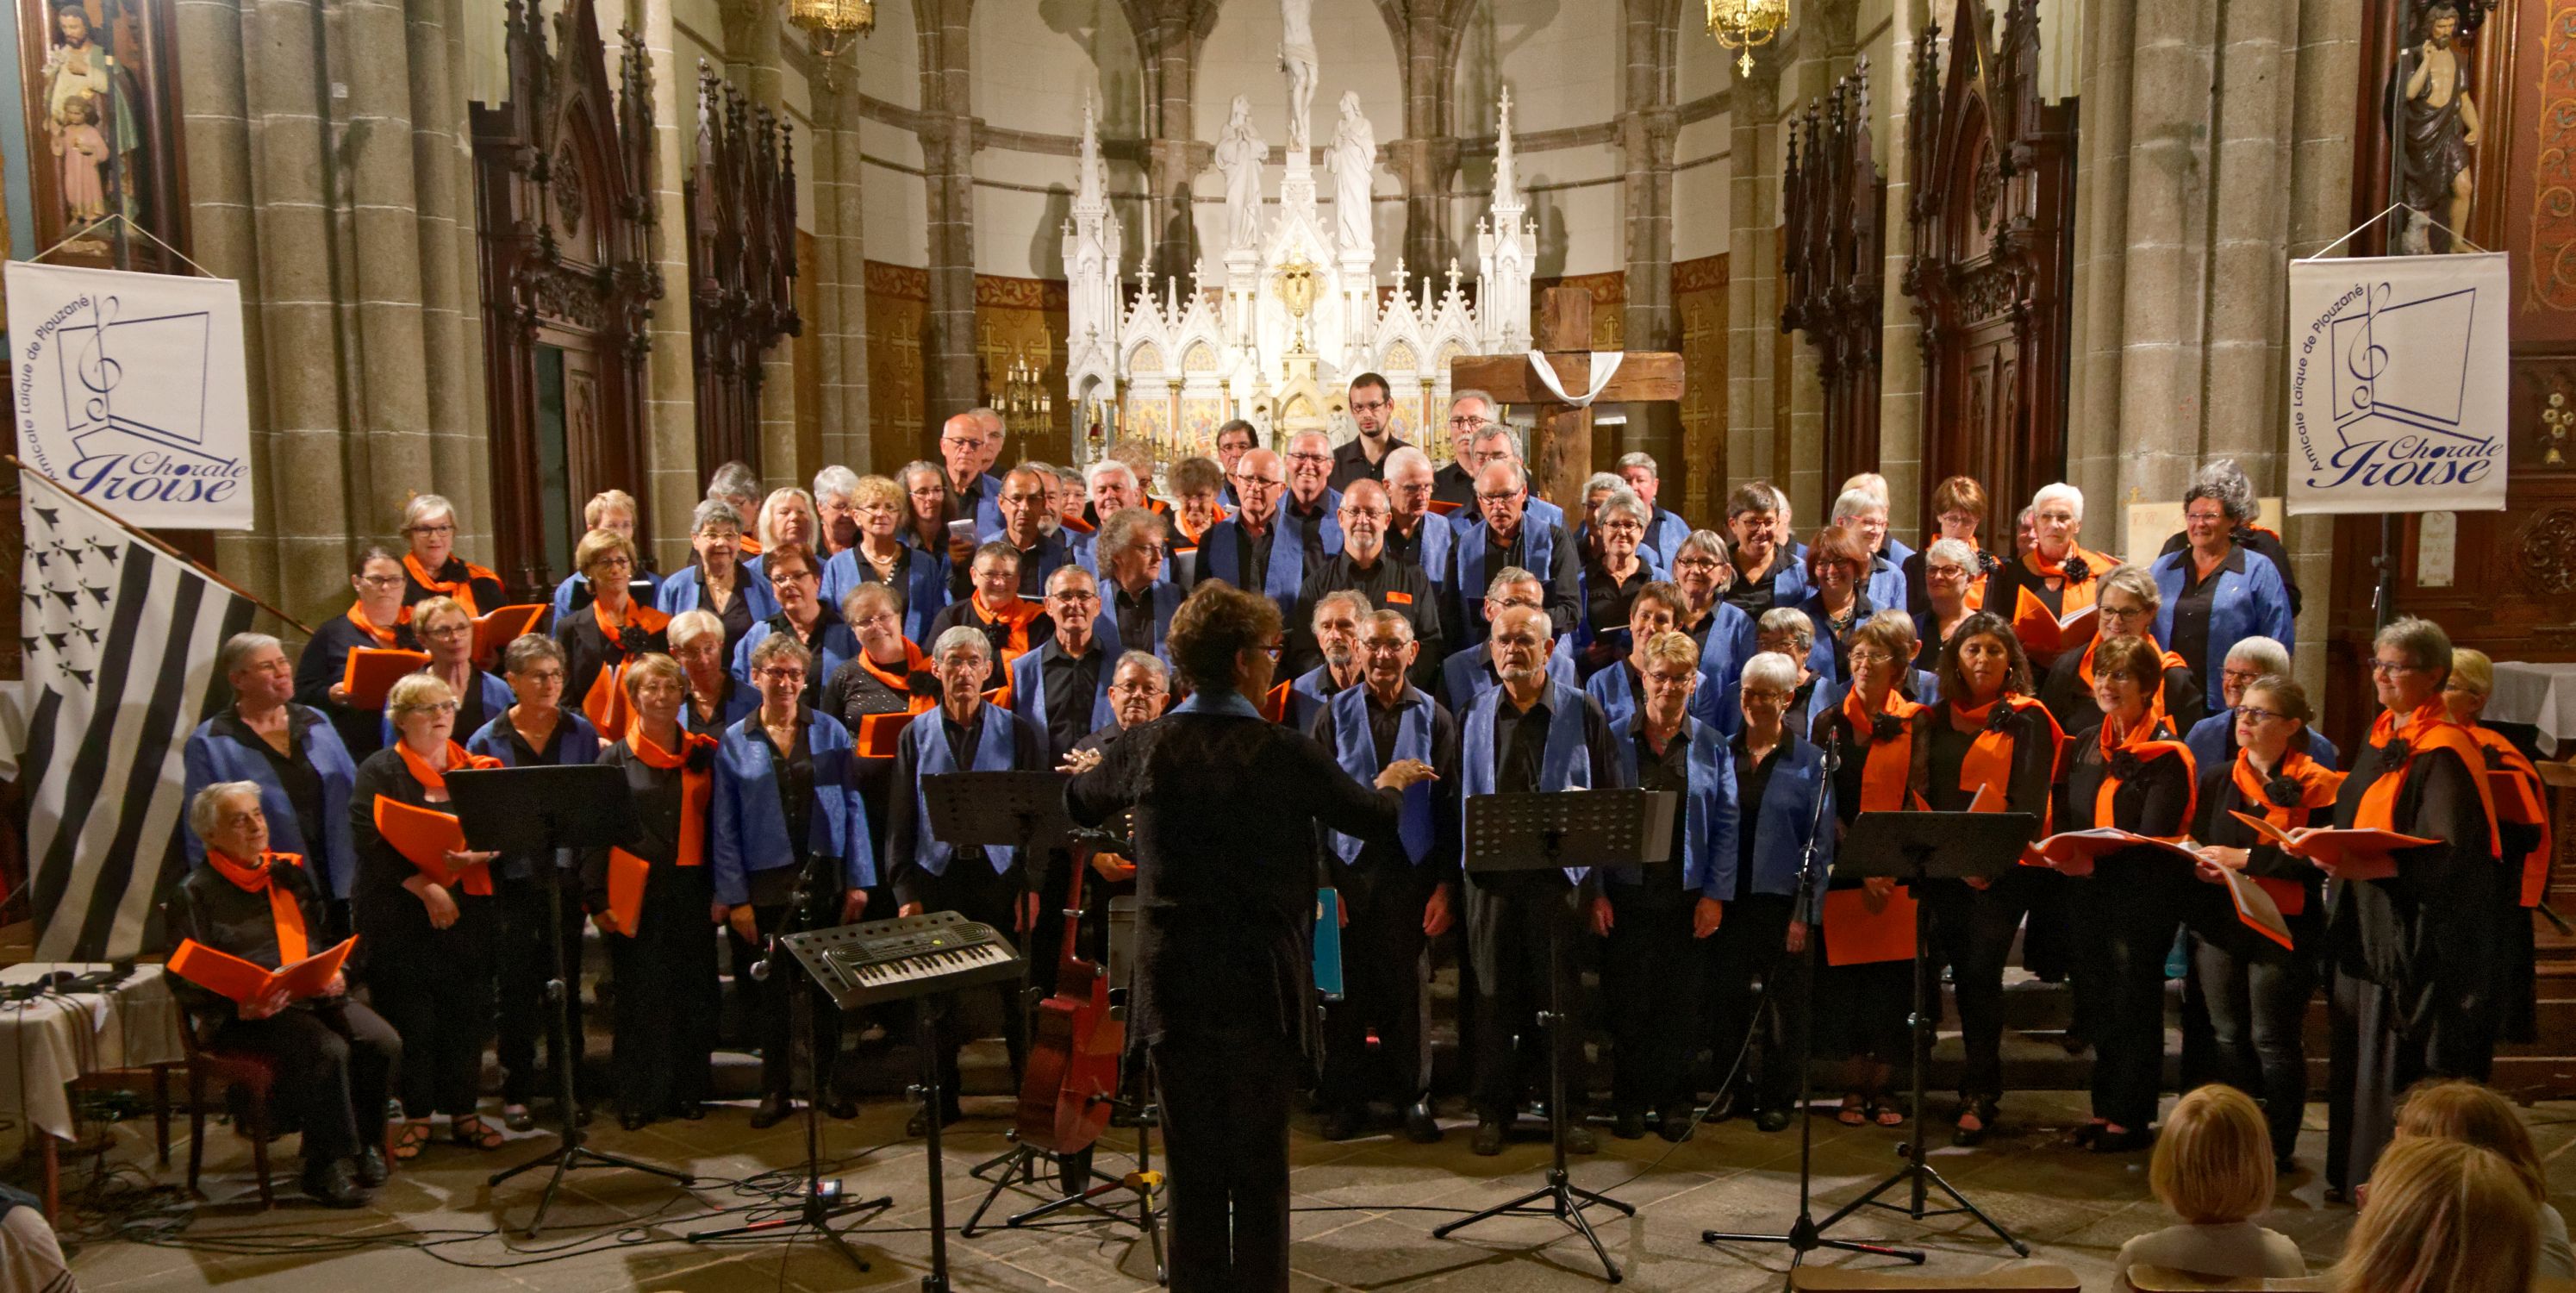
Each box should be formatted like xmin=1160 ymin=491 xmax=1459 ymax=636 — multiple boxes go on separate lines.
xmin=1287 ymin=480 xmax=1443 ymax=690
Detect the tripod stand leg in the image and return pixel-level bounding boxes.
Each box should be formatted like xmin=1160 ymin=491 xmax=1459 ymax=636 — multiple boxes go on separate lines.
xmin=1918 ymin=1162 xmax=2030 ymax=1256
xmin=961 ymin=1146 xmax=1041 ymax=1236
xmin=1559 ymin=1186 xmax=1624 ymax=1285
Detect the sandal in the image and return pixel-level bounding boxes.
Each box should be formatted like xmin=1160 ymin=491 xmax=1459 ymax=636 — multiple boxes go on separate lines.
xmin=1871 ymin=1098 xmax=1906 ymax=1127
xmin=1837 ymin=1096 xmax=1868 ymax=1127
xmin=392 ymin=1121 xmax=432 ymax=1162
xmin=452 ymin=1115 xmax=506 ymax=1151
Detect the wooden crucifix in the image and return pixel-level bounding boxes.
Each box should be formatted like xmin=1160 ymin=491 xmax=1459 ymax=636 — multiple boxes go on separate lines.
xmin=1448 ymin=286 xmax=1686 ymax=506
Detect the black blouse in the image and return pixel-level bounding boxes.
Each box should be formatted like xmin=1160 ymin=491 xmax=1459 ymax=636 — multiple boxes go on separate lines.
xmin=577 ymin=739 xmax=700 ymax=914
xmin=294 ymin=613 xmax=416 ymax=762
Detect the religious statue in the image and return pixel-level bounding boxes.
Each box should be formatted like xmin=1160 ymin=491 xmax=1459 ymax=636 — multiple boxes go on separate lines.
xmin=39 ymin=1 xmax=145 ymax=229
xmin=1325 ymin=92 xmax=1375 ymax=257
xmin=1213 ymin=96 xmax=1269 ymax=252
xmin=1279 ymin=0 xmax=1318 ymax=153
xmin=2394 ymin=0 xmax=2479 ymax=254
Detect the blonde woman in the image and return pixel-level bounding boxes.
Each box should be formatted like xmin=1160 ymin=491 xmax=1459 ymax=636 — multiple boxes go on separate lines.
xmin=2113 ymin=1085 xmax=2303 ymax=1290
xmin=2334 ymin=1137 xmax=2537 ymax=1293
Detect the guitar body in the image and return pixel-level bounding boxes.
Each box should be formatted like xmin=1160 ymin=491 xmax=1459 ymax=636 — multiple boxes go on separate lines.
xmin=1012 ymin=844 xmax=1125 ymax=1157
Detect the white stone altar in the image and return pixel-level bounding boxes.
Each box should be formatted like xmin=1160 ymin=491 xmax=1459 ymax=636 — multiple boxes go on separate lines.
xmin=1061 ymin=85 xmax=1537 ymax=474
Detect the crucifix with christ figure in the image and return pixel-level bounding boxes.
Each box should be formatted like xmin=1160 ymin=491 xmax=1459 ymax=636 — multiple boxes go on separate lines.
xmin=1448 ymin=286 xmax=1686 ymax=506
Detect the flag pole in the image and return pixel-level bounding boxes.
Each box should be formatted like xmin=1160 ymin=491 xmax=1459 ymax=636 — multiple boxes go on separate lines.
xmin=4 ymin=456 xmax=312 ymax=636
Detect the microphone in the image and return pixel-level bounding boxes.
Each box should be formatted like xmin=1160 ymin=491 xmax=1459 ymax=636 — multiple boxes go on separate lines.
xmin=749 ymin=935 xmax=775 ymax=982
xmin=1821 ymin=722 xmax=1843 ymax=774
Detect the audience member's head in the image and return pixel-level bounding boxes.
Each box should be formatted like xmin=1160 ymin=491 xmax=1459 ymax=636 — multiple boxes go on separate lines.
xmin=2148 ymin=1085 xmax=2274 ymax=1225
xmin=2335 ymin=1135 xmax=2536 ymax=1293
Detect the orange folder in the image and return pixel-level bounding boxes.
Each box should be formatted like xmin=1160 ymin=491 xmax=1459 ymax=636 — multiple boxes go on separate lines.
xmin=605 ymin=848 xmax=649 ymax=937
xmin=2020 ymin=828 xmax=2201 ymax=877
xmin=473 ymin=604 xmax=549 ymax=660
xmin=2215 ymin=866 xmax=2294 ymax=952
xmin=372 ymin=797 xmax=470 ymax=884
xmin=343 ymin=647 xmax=431 ymax=709
xmin=856 ymin=711 xmax=912 ymax=759
xmin=1822 ymin=886 xmax=1918 ymax=966
xmin=168 ymin=935 xmax=359 ymax=1004
xmin=2226 ymin=810 xmax=2437 ymax=878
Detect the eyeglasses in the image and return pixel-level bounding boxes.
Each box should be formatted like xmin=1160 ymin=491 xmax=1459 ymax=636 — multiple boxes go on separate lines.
xmin=1476 ymin=491 xmax=1521 ymax=505
xmin=756 ymin=666 xmax=808 ymax=683
xmin=357 ymin=573 xmax=404 ymax=588
xmin=1925 ymin=564 xmax=1968 ymax=581
xmin=1286 ymin=452 xmax=1332 ymax=466
xmin=415 ymin=701 xmax=460 ymax=715
xmin=1231 ymin=475 xmax=1284 ymax=493
xmin=2367 ymin=660 xmax=2427 ymax=677
xmin=591 ymin=555 xmax=634 ymax=571
xmin=420 ymin=622 xmax=471 ymax=639
xmin=1050 ymin=590 xmax=1101 ymax=605
xmin=1848 ymin=648 xmax=1894 ymax=668
xmin=516 ymin=669 xmax=566 ymax=685
xmin=1341 ymin=507 xmax=1391 ymax=522
xmin=940 ymin=435 xmax=986 ymax=451
xmin=1260 ymin=641 xmax=1284 ymax=660
xmin=769 ymin=567 xmax=816 ymax=584
xmin=1675 ymin=555 xmax=1724 ymax=572
xmin=2237 ymin=706 xmax=2291 ymax=724
xmin=2185 ymin=509 xmax=2229 ymax=524
xmin=1361 ymin=638 xmax=1411 ymax=655
xmin=1448 ymin=415 xmax=1491 ymax=429
xmin=2099 ymin=603 xmax=2148 ymax=621
xmin=1599 ymin=521 xmax=1644 ymax=537
xmin=2221 ymin=667 xmax=2266 ymax=686
xmin=1742 ymin=689 xmax=1793 ymax=706
xmin=408 ymin=522 xmax=456 ymax=536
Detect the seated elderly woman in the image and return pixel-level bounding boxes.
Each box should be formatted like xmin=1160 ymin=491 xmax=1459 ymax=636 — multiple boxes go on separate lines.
xmin=166 ymin=782 xmax=400 ymax=1209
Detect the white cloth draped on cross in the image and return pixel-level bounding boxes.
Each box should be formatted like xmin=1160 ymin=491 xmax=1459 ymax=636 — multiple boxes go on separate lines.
xmin=1521 ymin=349 xmax=1627 ymax=409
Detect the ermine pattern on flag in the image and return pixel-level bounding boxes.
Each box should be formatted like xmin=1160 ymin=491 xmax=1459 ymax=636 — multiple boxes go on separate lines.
xmin=4 ymin=472 xmax=252 ymax=960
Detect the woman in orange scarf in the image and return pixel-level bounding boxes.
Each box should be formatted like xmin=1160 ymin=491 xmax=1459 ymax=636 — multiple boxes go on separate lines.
xmin=292 ymin=546 xmax=417 ymax=762
xmin=2442 ymin=648 xmax=2554 ymax=1049
xmin=556 ymin=529 xmax=671 ymax=741
xmin=2055 ymin=636 xmax=2198 ymax=1153
xmin=349 ymin=674 xmax=503 ymax=1159
xmin=396 ymin=494 xmax=505 ymax=618
xmin=1983 ymin=482 xmax=2116 ymax=671
xmin=1908 ymin=610 xmax=2061 ymax=1146
xmin=1814 ymin=612 xmax=1925 ymax=1127
xmin=2321 ymin=616 xmax=2502 ymax=1199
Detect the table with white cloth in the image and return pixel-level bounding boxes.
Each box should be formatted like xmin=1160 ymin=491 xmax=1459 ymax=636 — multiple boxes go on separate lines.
xmin=0 ymin=964 xmax=186 ymax=1211
xmin=2490 ymin=661 xmax=2576 ymax=757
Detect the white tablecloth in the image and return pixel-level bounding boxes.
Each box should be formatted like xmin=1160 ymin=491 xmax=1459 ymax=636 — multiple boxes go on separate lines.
xmin=0 ymin=964 xmax=184 ymax=1141
xmin=2489 ymin=662 xmax=2576 ymax=756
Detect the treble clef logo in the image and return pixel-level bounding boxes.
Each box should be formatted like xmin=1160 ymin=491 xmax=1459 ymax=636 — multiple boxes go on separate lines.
xmin=77 ymin=294 xmax=122 ymax=428
xmin=2342 ymin=281 xmax=2389 ymax=422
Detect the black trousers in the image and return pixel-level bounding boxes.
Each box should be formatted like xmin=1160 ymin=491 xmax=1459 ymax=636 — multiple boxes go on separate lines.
xmin=610 ymin=868 xmax=721 ymax=1117
xmin=727 ymin=863 xmax=846 ymax=1102
xmin=912 ymin=857 xmax=1031 ymax=1114
xmin=1923 ymin=868 xmax=2039 ymax=1107
xmin=1153 ymin=1021 xmax=1296 ymax=1293
xmin=369 ymin=899 xmax=498 ymax=1118
xmin=213 ymin=1000 xmax=400 ymax=1165
xmin=1464 ymin=872 xmax=1581 ymax=1122
xmin=1319 ymin=859 xmax=1435 ymax=1115
xmin=1601 ymin=878 xmax=1700 ymax=1117
xmin=2193 ymin=910 xmax=2320 ymax=1156
xmin=2083 ymin=864 xmax=2193 ymax=1131
xmin=1706 ymin=893 xmax=1807 ymax=1112
xmin=495 ymin=871 xmax=588 ymax=1105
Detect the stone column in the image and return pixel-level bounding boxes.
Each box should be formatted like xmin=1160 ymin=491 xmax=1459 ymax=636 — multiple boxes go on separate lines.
xmin=2065 ymin=0 xmax=2137 ymax=510
xmin=1876 ymin=0 xmax=1928 ymax=532
xmin=639 ymin=0 xmax=705 ymax=571
xmin=1725 ymin=63 xmax=1781 ymax=499
xmin=407 ymin=0 xmax=489 ymax=540
xmin=916 ymin=0 xmax=981 ymax=428
xmin=1618 ymin=0 xmax=1681 ymax=478
xmin=720 ymin=0 xmax=802 ymax=483
xmin=810 ymin=81 xmax=874 ymax=471
xmin=2281 ymin=0 xmax=2358 ymax=673
xmin=1134 ymin=5 xmax=1203 ymax=285
xmin=1394 ymin=6 xmax=1462 ymax=272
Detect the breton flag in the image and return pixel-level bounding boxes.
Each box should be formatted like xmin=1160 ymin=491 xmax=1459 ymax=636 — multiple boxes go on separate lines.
xmin=0 ymin=470 xmax=252 ymax=959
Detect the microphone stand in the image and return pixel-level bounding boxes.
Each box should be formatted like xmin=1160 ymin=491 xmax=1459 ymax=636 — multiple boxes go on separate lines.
xmin=1703 ymin=724 xmax=1924 ymax=1276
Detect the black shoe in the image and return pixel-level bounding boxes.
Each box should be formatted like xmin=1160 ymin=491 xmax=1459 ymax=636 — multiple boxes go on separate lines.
xmin=302 ymin=1159 xmax=372 ymax=1209
xmin=1563 ymin=1122 xmax=1598 ymax=1154
xmin=1403 ymin=1099 xmax=1442 ymax=1145
xmin=1315 ymin=1107 xmax=1362 ymax=1141
xmin=352 ymin=1146 xmax=390 ymax=1189
xmin=1754 ymin=1107 xmax=1793 ymax=1134
xmin=1612 ymin=1110 xmax=1647 ymax=1140
xmin=1471 ymin=1120 xmax=1507 ymax=1156
xmin=620 ymin=1109 xmax=653 ymax=1132
xmin=750 ymin=1095 xmax=791 ymax=1130
xmin=678 ymin=1102 xmax=706 ymax=1121
xmin=2275 ymin=1151 xmax=2298 ymax=1174
xmin=502 ymin=1104 xmax=535 ymax=1133
xmin=1657 ymin=1113 xmax=1695 ymax=1143
xmin=826 ymin=1096 xmax=860 ymax=1121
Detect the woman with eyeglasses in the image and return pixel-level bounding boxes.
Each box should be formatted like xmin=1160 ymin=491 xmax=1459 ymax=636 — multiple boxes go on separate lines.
xmin=557 ymin=528 xmax=671 ymax=742
xmin=1912 ymin=538 xmax=1981 ymax=675
xmin=665 ymin=609 xmax=756 ymax=738
xmin=1666 ymin=531 xmax=1756 ymax=734
xmin=2035 ymin=565 xmax=2207 ymax=740
xmin=463 ymin=634 xmax=602 ymax=1133
xmin=1909 ymin=611 xmax=2061 ymax=1146
xmin=2317 ymin=616 xmax=2502 ymax=1199
xmin=1813 ymin=612 xmax=1924 ymax=1128
xmin=821 ymin=474 xmax=952 ymax=645
xmin=713 ymin=634 xmax=872 ymax=1127
xmin=396 ymin=494 xmax=507 ymax=618
xmin=2150 ymin=480 xmax=2297 ymax=714
xmin=2187 ymin=675 xmax=2337 ymax=1170
xmin=1722 ymin=482 xmax=1805 ymax=618
xmin=1575 ymin=488 xmax=1658 ymax=676
xmin=1986 ymin=482 xmax=2118 ymax=670
xmin=655 ymin=499 xmax=779 ymax=663
xmin=896 ymin=460 xmax=959 ymax=554
xmin=296 ymin=547 xmax=421 ymax=762
xmin=1793 ymin=526 xmax=1876 ymax=688
xmin=822 ymin=582 xmax=939 ymax=856
xmin=2440 ymin=649 xmax=2553 ymax=1053
xmin=731 ymin=541 xmax=857 ymax=709
xmin=402 ymin=597 xmax=515 ymax=740
xmin=350 ymin=673 xmax=505 ymax=1159
xmin=1902 ymin=476 xmax=2000 ymax=612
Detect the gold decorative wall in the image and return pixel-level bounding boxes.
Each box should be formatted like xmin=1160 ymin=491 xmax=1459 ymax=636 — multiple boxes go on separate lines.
xmin=973 ymin=274 xmax=1072 ymax=466
xmin=1674 ymin=253 xmax=1730 ymax=522
xmin=864 ymin=260 xmax=929 ymax=459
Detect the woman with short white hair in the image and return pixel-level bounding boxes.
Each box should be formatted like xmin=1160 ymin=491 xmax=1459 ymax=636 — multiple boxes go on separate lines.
xmin=1983 ymin=482 xmax=2118 ymax=670
xmin=396 ymin=494 xmax=506 ymax=617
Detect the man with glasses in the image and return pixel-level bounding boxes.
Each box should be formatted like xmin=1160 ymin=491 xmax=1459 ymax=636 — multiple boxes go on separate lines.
xmin=1330 ymin=372 xmax=1410 ymax=490
xmin=1454 ymin=422 xmax=1568 ymax=535
xmin=939 ymin=412 xmax=1006 ymax=540
xmin=1282 ymin=429 xmax=1345 ymax=565
xmin=1448 ymin=458 xmax=1579 ymax=650
xmin=982 ymin=466 xmax=1079 ymax=599
xmin=1309 ymin=611 xmax=1460 ymax=1145
xmin=1201 ymin=447 xmax=1313 ymax=619
xmin=1432 ymin=390 xmax=1496 ymax=513
xmin=2180 ymin=635 xmax=2337 ymax=772
xmin=1008 ymin=566 xmax=1117 ymax=765
xmin=1439 ymin=568 xmax=1581 ymax=712
xmin=1379 ymin=447 xmax=1456 ymax=590
xmin=1092 ymin=507 xmax=1183 ymax=659
xmin=1213 ymin=419 xmax=1261 ymax=510
xmin=1287 ymin=481 xmax=1443 ymax=690
xmin=1457 ymin=603 xmax=1625 ymax=1156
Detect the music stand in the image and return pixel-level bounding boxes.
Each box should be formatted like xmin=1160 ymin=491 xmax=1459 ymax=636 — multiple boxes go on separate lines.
xmin=442 ymin=765 xmax=695 ymax=1238
xmin=1430 ymin=789 xmax=1676 ymax=1285
xmin=1795 ymin=810 xmax=2036 ymax=1258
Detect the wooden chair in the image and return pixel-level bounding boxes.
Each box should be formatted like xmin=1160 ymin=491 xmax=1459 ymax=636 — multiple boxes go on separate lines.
xmin=159 ymin=904 xmax=279 ymax=1209
xmin=1789 ymin=1264 xmax=2082 ymax=1293
xmin=2124 ymin=1270 xmax=2331 ymax=1292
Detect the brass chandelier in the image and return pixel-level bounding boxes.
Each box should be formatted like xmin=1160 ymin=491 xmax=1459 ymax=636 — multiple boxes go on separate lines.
xmin=789 ymin=0 xmax=873 ymax=91
xmin=1707 ymin=0 xmax=1789 ymax=76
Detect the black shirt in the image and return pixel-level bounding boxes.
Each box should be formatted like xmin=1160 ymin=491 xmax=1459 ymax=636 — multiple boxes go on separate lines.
xmin=1488 ymin=687 xmax=1623 ymax=803
xmin=578 ymin=738 xmax=697 ymax=913
xmin=1731 ymin=730 xmax=1790 ymax=901
xmin=1283 ymin=495 xmax=1335 ymax=571
xmin=1328 ymin=435 xmax=1409 ymax=491
xmin=1726 ymin=548 xmax=1791 ymax=618
xmin=1038 ymin=640 xmax=1107 ymax=757
xmin=2163 ymin=545 xmax=2247 ymax=687
xmin=1477 ymin=517 xmax=1583 ymax=639
xmin=2159 ymin=525 xmax=2301 ymax=618
xmin=165 ymin=858 xmax=335 ymax=1024
xmin=1431 ymin=461 xmax=1477 ymax=513
xmin=294 ymin=611 xmax=418 ymax=762
xmin=882 ymin=703 xmax=1049 ymax=908
xmin=215 ymin=708 xmax=327 ymax=865
xmin=1307 ymin=689 xmax=1464 ymax=881
xmin=1111 ymin=582 xmax=1159 ymax=654
xmin=1581 ymin=558 xmax=1652 ymax=653
xmin=1285 ymin=553 xmax=1445 ymax=688
xmin=755 ymin=709 xmax=816 ymax=867
xmin=1233 ymin=519 xmax=1277 ymax=592
xmin=1912 ymin=701 xmax=2056 ymax=840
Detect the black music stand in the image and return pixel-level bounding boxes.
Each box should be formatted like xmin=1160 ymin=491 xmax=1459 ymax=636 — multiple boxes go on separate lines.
xmin=1797 ymin=810 xmax=2036 ymax=1258
xmin=1430 ymin=789 xmax=1675 ymax=1285
xmin=444 ymin=765 xmax=695 ymax=1239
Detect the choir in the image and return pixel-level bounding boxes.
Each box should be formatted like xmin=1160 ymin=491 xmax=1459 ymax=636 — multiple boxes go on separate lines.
xmin=162 ymin=395 xmax=2544 ymax=1232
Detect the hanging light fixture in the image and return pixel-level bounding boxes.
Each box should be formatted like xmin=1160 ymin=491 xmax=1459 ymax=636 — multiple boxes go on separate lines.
xmin=789 ymin=0 xmax=873 ymax=91
xmin=1706 ymin=0 xmax=1790 ymax=76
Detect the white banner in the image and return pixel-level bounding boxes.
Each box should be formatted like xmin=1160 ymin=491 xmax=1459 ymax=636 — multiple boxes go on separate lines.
xmin=2285 ymin=252 xmax=2508 ymax=516
xmin=6 ymin=261 xmax=253 ymax=530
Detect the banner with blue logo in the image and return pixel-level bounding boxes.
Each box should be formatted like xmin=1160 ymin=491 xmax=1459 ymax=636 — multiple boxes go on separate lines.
xmin=2285 ymin=252 xmax=2508 ymax=517
xmin=6 ymin=261 xmax=253 ymax=530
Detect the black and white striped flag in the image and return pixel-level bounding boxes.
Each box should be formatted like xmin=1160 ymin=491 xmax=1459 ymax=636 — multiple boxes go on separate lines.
xmin=0 ymin=471 xmax=252 ymax=959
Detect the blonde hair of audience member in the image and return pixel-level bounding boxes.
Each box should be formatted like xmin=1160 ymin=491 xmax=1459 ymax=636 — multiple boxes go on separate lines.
xmin=2149 ymin=1085 xmax=2275 ymax=1224
xmin=2334 ymin=1137 xmax=2537 ymax=1293
xmin=2393 ymin=1079 xmax=2547 ymax=1202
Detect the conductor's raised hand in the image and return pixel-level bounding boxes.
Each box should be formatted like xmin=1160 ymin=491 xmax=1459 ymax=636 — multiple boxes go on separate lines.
xmin=839 ymin=889 xmax=869 ymax=925
xmin=1375 ymin=759 xmax=1437 ymax=791
xmin=1589 ymin=896 xmax=1614 ymax=938
xmin=1692 ymin=896 xmax=1725 ymax=939
xmin=1058 ymin=746 xmax=1104 ymax=775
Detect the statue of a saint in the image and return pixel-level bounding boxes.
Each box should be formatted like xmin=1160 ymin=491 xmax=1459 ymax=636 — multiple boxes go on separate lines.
xmin=1325 ymin=92 xmax=1375 ymax=256
xmin=2396 ymin=1 xmax=2479 ymax=253
xmin=1213 ymin=96 xmax=1268 ymax=252
xmin=1279 ymin=0 xmax=1318 ymax=153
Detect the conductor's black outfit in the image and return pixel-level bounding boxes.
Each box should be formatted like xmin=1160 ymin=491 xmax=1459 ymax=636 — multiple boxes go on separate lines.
xmin=1065 ymin=688 xmax=1406 ymax=1293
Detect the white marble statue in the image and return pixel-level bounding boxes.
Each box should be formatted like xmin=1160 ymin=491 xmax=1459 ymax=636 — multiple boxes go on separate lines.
xmin=1213 ymin=96 xmax=1269 ymax=251
xmin=1325 ymin=92 xmax=1375 ymax=257
xmin=1280 ymin=0 xmax=1318 ymax=153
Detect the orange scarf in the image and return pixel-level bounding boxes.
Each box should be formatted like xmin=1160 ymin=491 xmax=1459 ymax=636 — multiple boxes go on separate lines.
xmin=2231 ymin=747 xmax=2342 ymax=916
xmin=580 ymin=597 xmax=673 ymax=740
xmin=2355 ymin=700 xmax=2499 ymax=859
xmin=2467 ymin=725 xmax=2554 ymax=906
xmin=1843 ymin=684 xmax=1924 ymax=813
xmin=858 ymin=640 xmax=939 ymax=715
xmin=2091 ymin=711 xmax=2194 ymax=840
xmin=394 ymin=740 xmax=502 ymax=895
xmin=2075 ymin=634 xmax=2191 ymax=724
xmin=972 ymin=594 xmax=1045 ymax=664
xmin=621 ymin=726 xmax=714 ymax=869
xmin=402 ymin=553 xmax=500 ymax=619
xmin=2008 ymin=545 xmax=2113 ymax=660
xmin=1949 ymin=693 xmax=2061 ymax=815
xmin=346 ymin=602 xmax=409 ymax=647
xmin=206 ymin=848 xmax=309 ymax=964
xmin=736 ymin=534 xmax=764 ymax=558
